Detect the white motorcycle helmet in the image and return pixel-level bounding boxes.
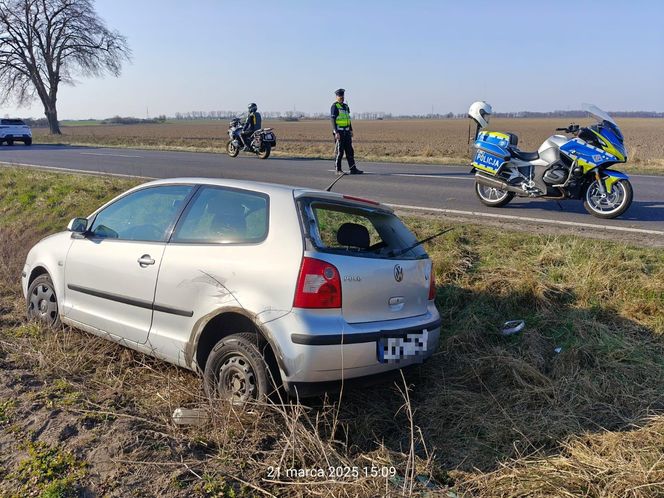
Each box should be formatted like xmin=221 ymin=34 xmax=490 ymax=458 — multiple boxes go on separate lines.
xmin=468 ymin=101 xmax=492 ymax=129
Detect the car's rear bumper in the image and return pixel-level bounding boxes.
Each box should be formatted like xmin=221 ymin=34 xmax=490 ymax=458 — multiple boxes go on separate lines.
xmin=262 ymin=304 xmax=441 ymax=387
xmin=284 ymin=367 xmax=412 ymax=398
xmin=0 ymin=134 xmax=31 ymax=141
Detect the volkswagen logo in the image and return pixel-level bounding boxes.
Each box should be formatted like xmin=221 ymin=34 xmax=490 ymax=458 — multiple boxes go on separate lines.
xmin=394 ymin=265 xmax=403 ymax=282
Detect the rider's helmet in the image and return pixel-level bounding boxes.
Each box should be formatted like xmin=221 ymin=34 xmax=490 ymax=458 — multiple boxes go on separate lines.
xmin=468 ymin=101 xmax=492 ymax=129
xmin=248 ymin=103 xmax=258 ymax=113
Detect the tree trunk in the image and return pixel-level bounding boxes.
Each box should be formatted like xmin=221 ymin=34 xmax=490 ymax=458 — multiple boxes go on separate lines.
xmin=45 ymin=105 xmax=61 ymax=135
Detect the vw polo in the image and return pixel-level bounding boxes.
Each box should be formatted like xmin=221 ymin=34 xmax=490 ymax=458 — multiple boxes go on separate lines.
xmin=22 ymin=178 xmax=440 ymax=400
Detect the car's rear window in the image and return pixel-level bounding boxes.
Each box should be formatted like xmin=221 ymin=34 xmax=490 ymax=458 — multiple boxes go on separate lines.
xmin=1 ymin=119 xmax=25 ymax=126
xmin=298 ymin=198 xmax=426 ymax=260
xmin=172 ymin=186 xmax=268 ymax=244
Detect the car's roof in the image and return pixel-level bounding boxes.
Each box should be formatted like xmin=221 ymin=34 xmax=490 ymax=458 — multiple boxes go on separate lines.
xmin=142 ymin=177 xmax=304 ymax=195
xmin=138 ymin=177 xmax=391 ymax=211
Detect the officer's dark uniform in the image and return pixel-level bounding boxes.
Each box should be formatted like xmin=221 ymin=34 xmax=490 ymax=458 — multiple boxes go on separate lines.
xmin=331 ymin=89 xmax=362 ymax=174
xmin=242 ymin=108 xmax=262 ymax=149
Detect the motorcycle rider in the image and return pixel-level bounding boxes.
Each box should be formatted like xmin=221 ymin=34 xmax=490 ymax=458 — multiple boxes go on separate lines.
xmin=331 ymin=89 xmax=363 ymax=175
xmin=241 ymin=103 xmax=262 ymax=150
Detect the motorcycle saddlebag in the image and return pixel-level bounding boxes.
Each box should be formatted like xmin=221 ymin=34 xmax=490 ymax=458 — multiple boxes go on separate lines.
xmin=471 ymin=131 xmax=512 ymax=175
xmin=261 ymin=130 xmax=276 ymax=147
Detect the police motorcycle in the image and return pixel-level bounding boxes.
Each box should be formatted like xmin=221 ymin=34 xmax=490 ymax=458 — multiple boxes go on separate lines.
xmin=226 ymin=116 xmax=277 ymax=160
xmin=468 ymin=101 xmax=633 ymax=219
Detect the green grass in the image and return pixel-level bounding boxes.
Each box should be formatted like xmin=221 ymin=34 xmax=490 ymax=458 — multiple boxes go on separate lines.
xmin=0 ymin=166 xmax=662 ymax=496
xmin=0 ymin=166 xmax=139 ymax=231
xmin=0 ymin=399 xmax=15 ymax=425
xmin=58 ymin=120 xmax=104 ymax=126
xmin=10 ymin=440 xmax=86 ymax=498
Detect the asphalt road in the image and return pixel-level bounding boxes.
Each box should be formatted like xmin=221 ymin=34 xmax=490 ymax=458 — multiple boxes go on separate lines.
xmin=1 ymin=144 xmax=663 ymax=238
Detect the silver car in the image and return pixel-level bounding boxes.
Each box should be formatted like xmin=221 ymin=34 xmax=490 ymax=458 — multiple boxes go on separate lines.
xmin=22 ymin=178 xmax=440 ymax=400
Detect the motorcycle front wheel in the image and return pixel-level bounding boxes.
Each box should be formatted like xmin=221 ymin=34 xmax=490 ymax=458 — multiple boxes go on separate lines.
xmin=583 ymin=178 xmax=633 ymax=219
xmin=475 ymin=182 xmax=514 ymax=207
xmin=226 ymin=141 xmax=239 ymax=157
xmin=257 ymin=146 xmax=271 ymax=160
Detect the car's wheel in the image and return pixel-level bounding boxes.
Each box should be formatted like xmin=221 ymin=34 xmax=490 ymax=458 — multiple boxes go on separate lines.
xmin=6 ymin=139 xmax=14 ymax=146
xmin=27 ymin=274 xmax=60 ymax=327
xmin=257 ymin=146 xmax=271 ymax=160
xmin=203 ymin=333 xmax=272 ymax=404
xmin=584 ymin=178 xmax=633 ymax=219
xmin=226 ymin=141 xmax=239 ymax=157
xmin=24 ymin=138 xmax=32 ymax=146
xmin=475 ymin=181 xmax=514 ymax=207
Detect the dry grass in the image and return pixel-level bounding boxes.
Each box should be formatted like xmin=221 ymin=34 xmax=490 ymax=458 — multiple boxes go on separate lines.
xmin=0 ymin=167 xmax=663 ymax=496
xmin=31 ymin=118 xmax=664 ymax=174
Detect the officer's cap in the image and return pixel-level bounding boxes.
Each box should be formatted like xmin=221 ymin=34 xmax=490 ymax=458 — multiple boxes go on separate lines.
xmin=334 ymin=88 xmax=345 ymax=96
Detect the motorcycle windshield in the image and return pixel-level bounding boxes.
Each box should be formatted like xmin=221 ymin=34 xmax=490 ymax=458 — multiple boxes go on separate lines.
xmin=582 ymin=103 xmax=618 ymax=126
xmin=583 ymin=103 xmax=625 ymax=154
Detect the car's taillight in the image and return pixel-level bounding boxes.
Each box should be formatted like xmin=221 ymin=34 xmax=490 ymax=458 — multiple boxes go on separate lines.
xmin=293 ymin=257 xmax=342 ymax=308
xmin=428 ymin=265 xmax=436 ymax=300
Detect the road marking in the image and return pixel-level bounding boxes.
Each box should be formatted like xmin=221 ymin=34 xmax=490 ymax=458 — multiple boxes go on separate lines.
xmin=387 ymin=203 xmax=664 ymax=236
xmin=80 ymin=152 xmax=143 ymax=158
xmin=384 ymin=203 xmax=664 ymax=235
xmin=390 ymin=173 xmax=472 ymax=180
xmin=326 ymin=169 xmax=472 ymax=180
xmin=3 ymin=160 xmax=662 ymax=237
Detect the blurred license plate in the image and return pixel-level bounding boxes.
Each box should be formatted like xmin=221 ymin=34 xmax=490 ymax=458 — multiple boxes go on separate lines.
xmin=264 ymin=133 xmax=274 ymax=140
xmin=377 ymin=330 xmax=428 ymax=363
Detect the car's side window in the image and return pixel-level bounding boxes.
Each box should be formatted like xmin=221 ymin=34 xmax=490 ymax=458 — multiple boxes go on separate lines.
xmin=89 ymin=185 xmax=193 ymax=241
xmin=172 ymin=186 xmax=268 ymax=243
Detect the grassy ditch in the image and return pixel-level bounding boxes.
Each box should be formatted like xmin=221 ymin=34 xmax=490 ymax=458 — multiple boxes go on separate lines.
xmin=0 ymin=167 xmax=662 ymax=496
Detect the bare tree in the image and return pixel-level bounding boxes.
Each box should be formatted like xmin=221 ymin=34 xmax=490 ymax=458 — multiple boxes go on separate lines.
xmin=0 ymin=0 xmax=130 ymax=134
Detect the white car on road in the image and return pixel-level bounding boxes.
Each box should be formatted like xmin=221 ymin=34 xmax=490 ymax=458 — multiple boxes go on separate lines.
xmin=0 ymin=118 xmax=32 ymax=146
xmin=22 ymin=178 xmax=440 ymax=400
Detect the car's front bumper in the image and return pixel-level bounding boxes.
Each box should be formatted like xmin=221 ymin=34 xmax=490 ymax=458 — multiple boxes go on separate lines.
xmin=263 ymin=304 xmax=441 ymax=390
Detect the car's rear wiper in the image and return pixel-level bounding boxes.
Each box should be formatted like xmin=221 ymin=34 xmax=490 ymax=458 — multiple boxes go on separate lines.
xmin=387 ymin=227 xmax=454 ymax=258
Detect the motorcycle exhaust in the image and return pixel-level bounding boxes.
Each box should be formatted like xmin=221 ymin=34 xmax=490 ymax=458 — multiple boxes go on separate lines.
xmin=474 ymin=173 xmax=522 ymax=194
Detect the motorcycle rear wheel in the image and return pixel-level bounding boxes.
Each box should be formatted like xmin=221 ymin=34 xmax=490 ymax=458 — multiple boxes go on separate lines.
xmin=475 ymin=182 xmax=514 ymax=207
xmin=583 ymin=178 xmax=633 ymax=219
xmin=258 ymin=146 xmax=271 ymax=160
xmin=226 ymin=141 xmax=239 ymax=157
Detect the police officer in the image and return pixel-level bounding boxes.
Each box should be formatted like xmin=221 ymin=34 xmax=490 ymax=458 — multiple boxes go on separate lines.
xmin=241 ymin=102 xmax=262 ymax=150
xmin=331 ymin=89 xmax=363 ymax=175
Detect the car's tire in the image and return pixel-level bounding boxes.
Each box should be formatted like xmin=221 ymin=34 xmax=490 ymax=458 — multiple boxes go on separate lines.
xmin=226 ymin=141 xmax=239 ymax=157
xmin=6 ymin=139 xmax=14 ymax=146
xmin=27 ymin=274 xmax=61 ymax=327
xmin=475 ymin=181 xmax=514 ymax=207
xmin=24 ymin=138 xmax=32 ymax=146
xmin=203 ymin=333 xmax=272 ymax=404
xmin=257 ymin=145 xmax=271 ymax=160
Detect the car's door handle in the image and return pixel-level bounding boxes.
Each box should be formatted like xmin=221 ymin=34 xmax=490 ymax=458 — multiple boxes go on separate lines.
xmin=137 ymin=254 xmax=155 ymax=267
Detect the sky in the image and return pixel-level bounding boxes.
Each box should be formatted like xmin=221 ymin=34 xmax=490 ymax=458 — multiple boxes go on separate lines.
xmin=2 ymin=0 xmax=663 ymax=119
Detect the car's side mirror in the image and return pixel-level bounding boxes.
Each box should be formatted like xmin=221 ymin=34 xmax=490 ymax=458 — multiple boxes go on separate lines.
xmin=67 ymin=217 xmax=88 ymax=235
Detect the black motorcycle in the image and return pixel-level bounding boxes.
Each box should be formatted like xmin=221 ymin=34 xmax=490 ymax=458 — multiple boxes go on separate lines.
xmin=226 ymin=118 xmax=277 ymax=160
